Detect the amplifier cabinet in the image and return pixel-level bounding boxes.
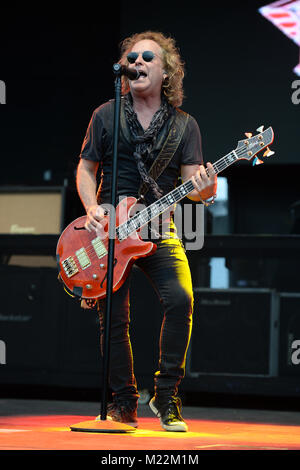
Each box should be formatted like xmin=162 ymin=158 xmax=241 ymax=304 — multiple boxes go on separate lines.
xmin=0 ymin=186 xmax=66 ymax=235
xmin=0 ymin=265 xmax=63 ymax=384
xmin=187 ymin=288 xmax=279 ymax=377
xmin=0 ymin=264 xmax=102 ymax=388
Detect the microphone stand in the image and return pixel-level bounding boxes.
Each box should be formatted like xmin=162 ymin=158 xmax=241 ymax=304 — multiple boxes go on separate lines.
xmin=70 ymin=63 xmax=136 ymax=433
xmin=99 ymin=63 xmax=124 ymax=422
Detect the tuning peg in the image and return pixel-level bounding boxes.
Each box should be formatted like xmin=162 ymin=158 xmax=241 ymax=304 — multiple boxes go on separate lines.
xmin=263 ymin=147 xmax=275 ymax=157
xmin=245 ymin=132 xmax=253 ymax=139
xmin=256 ymin=125 xmax=264 ymax=133
xmin=252 ymin=157 xmax=264 ymax=166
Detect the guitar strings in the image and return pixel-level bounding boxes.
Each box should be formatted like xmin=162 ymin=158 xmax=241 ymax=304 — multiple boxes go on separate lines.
xmin=118 ymin=147 xmax=248 ymax=236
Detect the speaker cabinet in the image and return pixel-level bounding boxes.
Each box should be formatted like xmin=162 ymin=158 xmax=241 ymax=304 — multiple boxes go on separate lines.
xmin=59 ymin=294 xmax=101 ymax=380
xmin=0 ymin=186 xmax=66 ymax=235
xmin=187 ymin=288 xmax=279 ymax=377
xmin=0 ymin=265 xmax=63 ymax=384
xmin=279 ymin=293 xmax=300 ymax=377
xmin=0 ymin=263 xmax=103 ymax=388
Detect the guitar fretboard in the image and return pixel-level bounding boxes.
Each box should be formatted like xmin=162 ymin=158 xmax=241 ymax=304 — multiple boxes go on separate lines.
xmin=116 ymin=150 xmax=239 ymax=241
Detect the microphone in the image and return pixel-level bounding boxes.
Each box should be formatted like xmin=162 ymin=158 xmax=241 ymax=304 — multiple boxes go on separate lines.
xmin=112 ymin=63 xmax=140 ymax=80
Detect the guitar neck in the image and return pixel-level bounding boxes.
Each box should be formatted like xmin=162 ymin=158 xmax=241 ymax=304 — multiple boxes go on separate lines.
xmin=211 ymin=150 xmax=239 ymax=175
xmin=117 ymin=149 xmax=238 ymax=240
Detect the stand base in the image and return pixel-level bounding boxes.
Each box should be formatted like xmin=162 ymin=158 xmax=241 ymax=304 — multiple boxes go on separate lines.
xmin=70 ymin=419 xmax=136 ymax=433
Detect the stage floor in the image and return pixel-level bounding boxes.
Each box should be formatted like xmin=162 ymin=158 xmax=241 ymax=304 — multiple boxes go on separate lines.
xmin=1 ymin=398 xmax=300 ymax=451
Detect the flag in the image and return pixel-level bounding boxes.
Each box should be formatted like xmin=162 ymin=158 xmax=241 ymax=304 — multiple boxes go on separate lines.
xmin=259 ymin=0 xmax=300 ymax=75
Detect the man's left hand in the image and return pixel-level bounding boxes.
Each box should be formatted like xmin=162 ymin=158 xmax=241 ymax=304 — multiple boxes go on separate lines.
xmin=191 ymin=162 xmax=217 ymax=200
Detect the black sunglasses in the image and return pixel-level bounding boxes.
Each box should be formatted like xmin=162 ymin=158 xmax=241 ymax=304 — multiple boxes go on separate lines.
xmin=127 ymin=50 xmax=155 ymax=64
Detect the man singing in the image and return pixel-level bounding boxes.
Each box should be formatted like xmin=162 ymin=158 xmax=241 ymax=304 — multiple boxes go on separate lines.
xmin=76 ymin=31 xmax=217 ymax=431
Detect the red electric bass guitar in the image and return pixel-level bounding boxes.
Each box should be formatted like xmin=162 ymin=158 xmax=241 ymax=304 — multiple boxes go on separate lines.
xmin=56 ymin=126 xmax=274 ymax=300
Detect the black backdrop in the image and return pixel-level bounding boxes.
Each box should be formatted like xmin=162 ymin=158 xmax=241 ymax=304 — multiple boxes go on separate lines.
xmin=0 ymin=4 xmax=120 ymax=186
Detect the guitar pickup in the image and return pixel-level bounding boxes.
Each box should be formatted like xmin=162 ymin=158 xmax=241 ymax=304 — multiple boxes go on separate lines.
xmin=62 ymin=256 xmax=79 ymax=278
xmin=92 ymin=237 xmax=108 ymax=259
xmin=76 ymin=247 xmax=91 ymax=270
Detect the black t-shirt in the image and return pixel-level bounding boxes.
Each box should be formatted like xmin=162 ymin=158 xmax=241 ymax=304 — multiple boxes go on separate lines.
xmin=79 ymin=97 xmax=203 ymax=207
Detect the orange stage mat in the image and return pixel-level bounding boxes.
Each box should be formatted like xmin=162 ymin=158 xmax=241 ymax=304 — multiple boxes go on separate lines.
xmin=1 ymin=411 xmax=300 ymax=451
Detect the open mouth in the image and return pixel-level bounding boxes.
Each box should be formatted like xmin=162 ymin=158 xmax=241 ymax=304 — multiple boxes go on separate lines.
xmin=137 ymin=70 xmax=147 ymax=79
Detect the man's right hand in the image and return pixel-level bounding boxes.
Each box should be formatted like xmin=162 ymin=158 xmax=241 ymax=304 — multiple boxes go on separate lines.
xmin=85 ymin=204 xmax=108 ymax=233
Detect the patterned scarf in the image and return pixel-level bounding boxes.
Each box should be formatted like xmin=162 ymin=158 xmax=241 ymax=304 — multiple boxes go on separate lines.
xmin=124 ymin=93 xmax=171 ymax=200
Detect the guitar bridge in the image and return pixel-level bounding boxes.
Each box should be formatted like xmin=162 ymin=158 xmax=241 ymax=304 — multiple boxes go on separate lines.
xmin=92 ymin=237 xmax=108 ymax=259
xmin=62 ymin=256 xmax=79 ymax=278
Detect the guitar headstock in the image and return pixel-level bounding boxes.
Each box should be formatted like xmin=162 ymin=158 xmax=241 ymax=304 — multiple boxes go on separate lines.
xmin=235 ymin=126 xmax=275 ymax=165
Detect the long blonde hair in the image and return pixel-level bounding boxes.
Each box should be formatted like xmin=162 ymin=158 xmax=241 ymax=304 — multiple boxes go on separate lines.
xmin=119 ymin=31 xmax=185 ymax=108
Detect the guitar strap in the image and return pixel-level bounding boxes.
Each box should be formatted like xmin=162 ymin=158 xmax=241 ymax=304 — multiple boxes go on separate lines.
xmin=138 ymin=109 xmax=190 ymax=199
xmin=120 ymin=100 xmax=190 ymax=200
